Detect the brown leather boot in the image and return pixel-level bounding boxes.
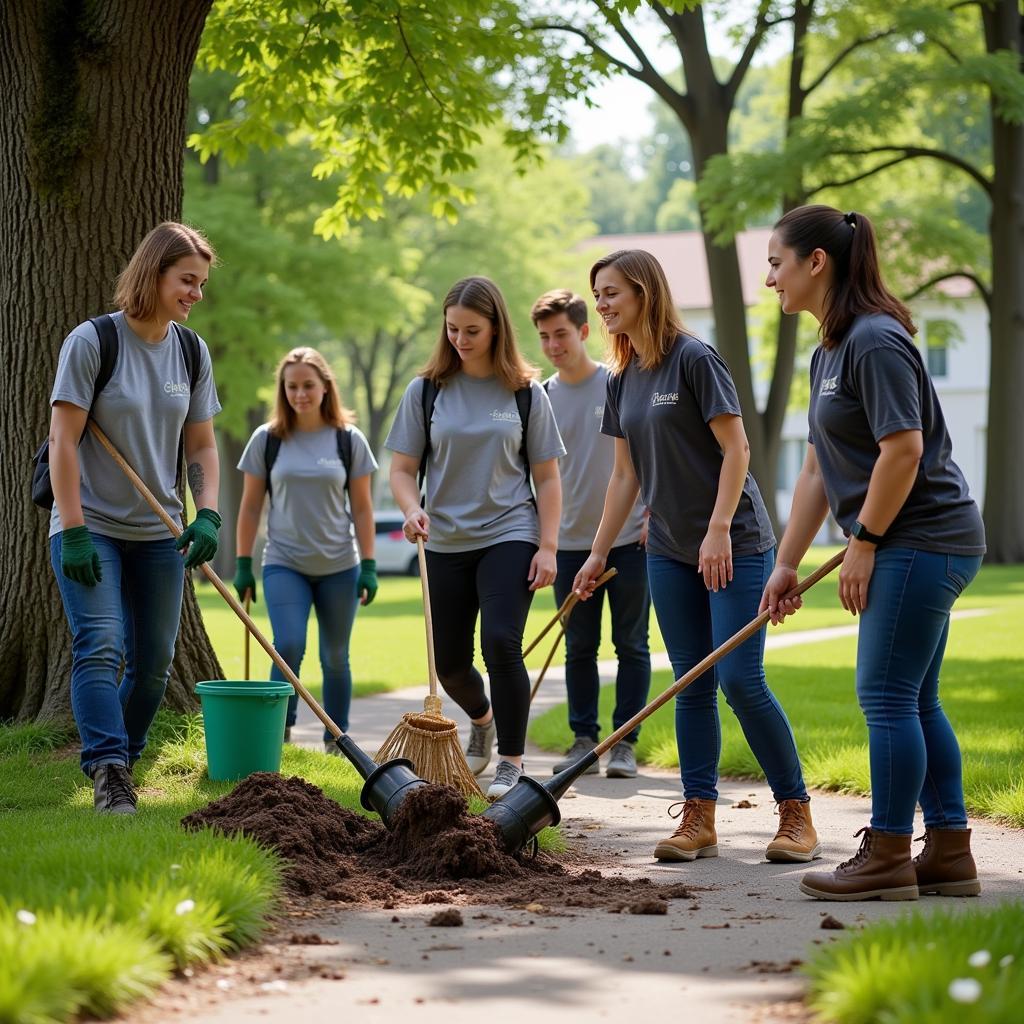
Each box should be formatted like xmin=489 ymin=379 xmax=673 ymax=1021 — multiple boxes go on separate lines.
xmin=654 ymin=798 xmax=718 ymax=862
xmin=800 ymin=827 xmax=918 ymax=901
xmin=766 ymin=799 xmax=821 ymax=863
xmin=914 ymin=828 xmax=981 ymax=896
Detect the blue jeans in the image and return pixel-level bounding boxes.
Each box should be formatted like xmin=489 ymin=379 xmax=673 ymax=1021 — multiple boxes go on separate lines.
xmin=554 ymin=543 xmax=651 ymax=743
xmin=263 ymin=563 xmax=360 ymax=741
xmin=50 ymin=532 xmax=184 ymax=776
xmin=647 ymin=548 xmax=808 ymax=802
xmin=856 ymin=548 xmax=982 ymax=834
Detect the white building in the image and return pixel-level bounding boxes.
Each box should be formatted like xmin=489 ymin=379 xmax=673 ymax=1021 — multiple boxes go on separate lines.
xmin=586 ymin=229 xmax=988 ymax=525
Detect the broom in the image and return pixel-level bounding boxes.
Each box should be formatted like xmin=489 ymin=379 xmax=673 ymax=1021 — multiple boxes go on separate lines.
xmin=524 ymin=567 xmax=617 ymax=703
xmin=374 ymin=537 xmax=484 ymax=798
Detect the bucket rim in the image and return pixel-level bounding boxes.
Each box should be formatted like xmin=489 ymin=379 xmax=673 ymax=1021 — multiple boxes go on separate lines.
xmin=194 ymin=680 xmax=294 ymax=697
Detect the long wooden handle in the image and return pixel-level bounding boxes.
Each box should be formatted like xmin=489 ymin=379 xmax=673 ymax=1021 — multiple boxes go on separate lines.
xmin=87 ymin=421 xmax=344 ymax=739
xmin=593 ymin=549 xmax=847 ymax=758
xmin=243 ymin=593 xmax=251 ymax=681
xmin=523 ymin=567 xmax=618 ymax=657
xmin=529 ymin=623 xmax=566 ymax=703
xmin=416 ymin=537 xmax=439 ymax=699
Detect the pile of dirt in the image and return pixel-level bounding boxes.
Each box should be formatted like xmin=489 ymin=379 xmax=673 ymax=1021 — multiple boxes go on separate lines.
xmin=182 ymin=773 xmax=699 ymax=913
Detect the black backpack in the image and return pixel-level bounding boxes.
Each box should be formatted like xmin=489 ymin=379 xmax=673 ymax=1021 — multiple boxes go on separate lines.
xmin=31 ymin=314 xmax=201 ymax=510
xmin=264 ymin=427 xmax=353 ymax=507
xmin=417 ymin=377 xmax=532 ymax=493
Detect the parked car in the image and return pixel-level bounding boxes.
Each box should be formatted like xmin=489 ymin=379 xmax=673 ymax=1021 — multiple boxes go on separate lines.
xmin=373 ymin=512 xmax=419 ymax=576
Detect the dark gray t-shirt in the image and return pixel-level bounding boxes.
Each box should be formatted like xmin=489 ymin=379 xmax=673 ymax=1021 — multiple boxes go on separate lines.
xmin=602 ymin=334 xmax=775 ymax=564
xmin=385 ymin=374 xmax=565 ymax=553
xmin=544 ymin=365 xmax=645 ymax=550
xmin=808 ymin=313 xmax=985 ymax=555
xmin=238 ymin=424 xmax=378 ymax=575
xmin=49 ymin=312 xmax=221 ymax=540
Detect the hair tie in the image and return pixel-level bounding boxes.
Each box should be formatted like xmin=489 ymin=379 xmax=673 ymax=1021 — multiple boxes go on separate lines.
xmin=844 ymin=211 xmax=857 ymax=228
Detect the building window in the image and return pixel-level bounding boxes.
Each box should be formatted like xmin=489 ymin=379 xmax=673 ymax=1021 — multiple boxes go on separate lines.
xmin=924 ymin=319 xmax=960 ymax=379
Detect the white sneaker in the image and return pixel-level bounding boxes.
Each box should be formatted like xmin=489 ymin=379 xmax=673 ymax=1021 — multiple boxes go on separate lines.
xmin=465 ymin=719 xmax=497 ymax=775
xmin=486 ymin=760 xmax=523 ymax=800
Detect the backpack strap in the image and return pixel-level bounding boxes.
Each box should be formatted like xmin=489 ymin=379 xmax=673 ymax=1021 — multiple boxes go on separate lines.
xmin=417 ymin=377 xmax=439 ymax=492
xmin=88 ymin=315 xmax=120 ymax=407
xmin=171 ymin=323 xmax=202 ymax=492
xmin=514 ymin=384 xmax=534 ymax=503
xmin=337 ymin=426 xmax=353 ymax=492
xmin=264 ymin=432 xmax=282 ymax=504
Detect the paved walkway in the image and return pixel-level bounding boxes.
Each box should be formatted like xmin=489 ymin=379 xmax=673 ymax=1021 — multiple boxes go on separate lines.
xmin=132 ymin=610 xmax=1018 ymax=1024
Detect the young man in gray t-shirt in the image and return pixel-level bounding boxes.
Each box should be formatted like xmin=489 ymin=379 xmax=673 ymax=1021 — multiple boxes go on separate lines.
xmin=533 ymin=290 xmax=652 ymax=779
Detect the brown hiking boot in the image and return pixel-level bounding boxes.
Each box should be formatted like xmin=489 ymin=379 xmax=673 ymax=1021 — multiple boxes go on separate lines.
xmin=654 ymin=798 xmax=718 ymax=862
xmin=800 ymin=827 xmax=918 ymax=901
xmin=913 ymin=828 xmax=981 ymax=896
xmin=766 ymin=799 xmax=821 ymax=863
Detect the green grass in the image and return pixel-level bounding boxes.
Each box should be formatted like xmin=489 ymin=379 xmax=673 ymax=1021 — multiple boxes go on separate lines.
xmin=198 ymin=547 xmax=859 ymax=699
xmin=529 ymin=563 xmax=1024 ymax=827
xmin=806 ymin=901 xmax=1024 ymax=1023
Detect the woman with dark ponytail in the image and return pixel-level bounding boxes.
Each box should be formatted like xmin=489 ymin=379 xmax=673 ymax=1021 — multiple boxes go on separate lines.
xmin=761 ymin=205 xmax=986 ymax=901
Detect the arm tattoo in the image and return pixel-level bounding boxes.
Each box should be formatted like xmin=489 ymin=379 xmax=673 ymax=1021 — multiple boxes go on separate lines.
xmin=187 ymin=462 xmax=205 ymax=498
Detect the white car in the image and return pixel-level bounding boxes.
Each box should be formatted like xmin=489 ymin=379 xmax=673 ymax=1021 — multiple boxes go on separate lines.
xmin=372 ymin=512 xmax=420 ymax=575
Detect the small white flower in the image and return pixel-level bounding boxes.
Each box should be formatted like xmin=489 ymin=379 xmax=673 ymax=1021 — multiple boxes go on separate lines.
xmin=169 ymin=863 xmax=182 ymax=873
xmin=175 ymin=899 xmax=195 ymax=916
xmin=16 ymin=910 xmax=36 ymax=926
xmin=949 ymin=978 xmax=982 ymax=1004
xmin=183 ymin=967 xmax=194 ymax=978
xmin=215 ymin=979 xmax=234 ymax=991
xmin=968 ymin=950 xmax=992 ymax=968
xmin=1000 ymin=955 xmax=1014 ymax=968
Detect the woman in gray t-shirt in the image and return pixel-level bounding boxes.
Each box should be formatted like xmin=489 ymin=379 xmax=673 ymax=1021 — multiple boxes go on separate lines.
xmin=235 ymin=347 xmax=378 ymax=752
xmin=47 ymin=222 xmax=223 ymax=815
xmin=386 ymin=277 xmax=565 ymax=800
xmin=573 ymin=249 xmax=816 ymax=866
xmin=762 ymin=205 xmax=985 ymax=902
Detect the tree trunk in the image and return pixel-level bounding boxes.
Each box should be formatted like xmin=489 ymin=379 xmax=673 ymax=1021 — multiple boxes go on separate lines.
xmin=980 ymin=0 xmax=1024 ymax=563
xmin=0 ymin=1 xmax=217 ymax=723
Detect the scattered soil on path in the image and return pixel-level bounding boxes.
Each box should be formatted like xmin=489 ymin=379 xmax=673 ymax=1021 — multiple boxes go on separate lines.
xmin=182 ymin=773 xmax=697 ymax=913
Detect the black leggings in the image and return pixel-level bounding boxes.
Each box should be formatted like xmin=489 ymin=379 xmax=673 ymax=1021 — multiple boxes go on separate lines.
xmin=425 ymin=541 xmax=537 ymax=757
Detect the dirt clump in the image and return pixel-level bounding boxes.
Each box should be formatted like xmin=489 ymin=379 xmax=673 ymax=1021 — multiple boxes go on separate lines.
xmin=820 ymin=914 xmax=845 ymax=930
xmin=181 ymin=775 xmax=699 ymax=913
xmin=427 ymin=908 xmax=464 ymax=927
xmin=628 ymin=899 xmax=668 ymax=915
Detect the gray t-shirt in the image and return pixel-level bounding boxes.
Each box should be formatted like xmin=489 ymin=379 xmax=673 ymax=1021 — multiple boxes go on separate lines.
xmin=49 ymin=311 xmax=221 ymax=540
xmin=385 ymin=374 xmax=565 ymax=553
xmin=808 ymin=313 xmax=985 ymax=555
xmin=544 ymin=365 xmax=645 ymax=550
xmin=603 ymin=334 xmax=775 ymax=564
xmin=238 ymin=424 xmax=378 ymax=575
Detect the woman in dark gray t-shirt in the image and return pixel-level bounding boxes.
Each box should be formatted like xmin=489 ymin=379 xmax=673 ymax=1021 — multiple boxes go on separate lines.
xmin=573 ymin=249 xmax=817 ymax=867
xmin=47 ymin=222 xmax=223 ymax=815
xmin=386 ymin=277 xmax=565 ymax=801
xmin=762 ymin=204 xmax=985 ymax=902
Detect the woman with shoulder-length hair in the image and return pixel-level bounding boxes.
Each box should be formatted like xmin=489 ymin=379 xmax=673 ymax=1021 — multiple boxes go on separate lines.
xmin=385 ymin=276 xmax=565 ymax=799
xmin=573 ymin=249 xmax=818 ymax=864
xmin=761 ymin=205 xmax=986 ymax=901
xmin=234 ymin=347 xmax=378 ymax=752
xmin=47 ymin=221 xmax=222 ymax=814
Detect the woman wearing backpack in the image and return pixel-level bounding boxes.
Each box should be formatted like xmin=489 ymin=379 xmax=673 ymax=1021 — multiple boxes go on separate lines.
xmin=761 ymin=206 xmax=985 ymax=900
xmin=234 ymin=347 xmax=378 ymax=752
xmin=573 ymin=249 xmax=819 ymax=865
xmin=48 ymin=221 xmax=222 ymax=815
xmin=385 ymin=276 xmax=565 ymax=799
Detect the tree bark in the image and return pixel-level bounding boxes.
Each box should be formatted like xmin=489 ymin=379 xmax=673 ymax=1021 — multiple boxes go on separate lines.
xmin=0 ymin=0 xmax=218 ymax=724
xmin=980 ymin=0 xmax=1024 ymax=562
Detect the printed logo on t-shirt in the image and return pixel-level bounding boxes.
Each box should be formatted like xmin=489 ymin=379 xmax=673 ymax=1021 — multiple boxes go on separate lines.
xmin=164 ymin=380 xmax=189 ymax=396
xmin=651 ymin=391 xmax=678 ymax=407
xmin=819 ymin=375 xmax=839 ymax=397
xmin=594 ymin=404 xmax=604 ymax=418
xmin=317 ymin=457 xmax=342 ymax=467
xmin=491 ymin=410 xmax=520 ymax=422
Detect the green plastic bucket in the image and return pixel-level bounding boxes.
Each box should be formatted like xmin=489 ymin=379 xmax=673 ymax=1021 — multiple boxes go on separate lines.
xmin=195 ymin=680 xmax=294 ymax=781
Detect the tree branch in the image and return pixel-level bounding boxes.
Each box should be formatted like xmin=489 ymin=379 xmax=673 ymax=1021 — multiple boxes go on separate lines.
xmin=529 ymin=20 xmax=639 ymax=77
xmin=725 ymin=0 xmax=774 ymax=107
xmin=394 ymin=6 xmax=448 ymax=112
xmin=805 ymin=28 xmax=898 ymax=95
xmin=905 ymin=270 xmax=992 ymax=310
xmin=816 ymin=146 xmax=993 ymax=195
xmin=650 ymin=1 xmax=688 ymax=59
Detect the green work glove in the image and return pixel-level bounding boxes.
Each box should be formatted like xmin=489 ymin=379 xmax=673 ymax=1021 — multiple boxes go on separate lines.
xmin=61 ymin=526 xmax=102 ymax=587
xmin=175 ymin=508 xmax=221 ymax=569
xmin=233 ymin=556 xmax=257 ymax=603
xmin=357 ymin=558 xmax=378 ymax=606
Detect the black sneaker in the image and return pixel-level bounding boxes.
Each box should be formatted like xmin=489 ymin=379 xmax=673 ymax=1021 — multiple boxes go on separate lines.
xmin=605 ymin=741 xmax=638 ymax=779
xmin=552 ymin=736 xmax=600 ymax=775
xmin=92 ymin=764 xmax=138 ymax=815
